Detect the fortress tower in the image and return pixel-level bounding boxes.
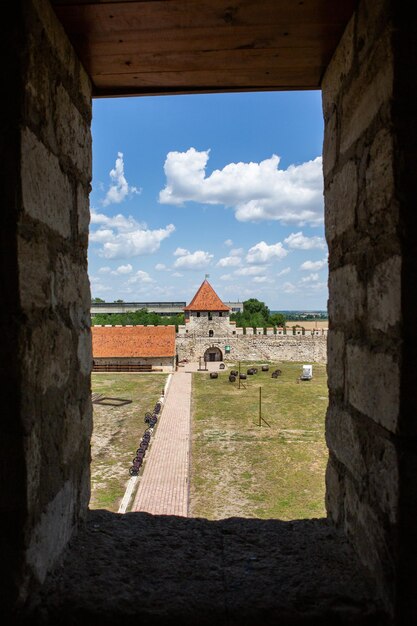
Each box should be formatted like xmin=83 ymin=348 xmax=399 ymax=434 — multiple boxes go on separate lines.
xmin=183 ymin=279 xmax=232 ymax=339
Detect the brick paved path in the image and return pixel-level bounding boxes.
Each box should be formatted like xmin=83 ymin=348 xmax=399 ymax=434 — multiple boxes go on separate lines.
xmin=132 ymin=371 xmax=192 ymax=516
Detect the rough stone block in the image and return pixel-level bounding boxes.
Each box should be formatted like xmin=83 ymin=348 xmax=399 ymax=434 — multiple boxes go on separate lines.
xmin=18 ymin=235 xmax=51 ymax=309
xmin=55 ymin=84 xmax=92 ymax=175
xmin=322 ymin=110 xmax=337 ymax=178
xmin=77 ymin=182 xmax=90 ymax=236
xmin=325 ymin=160 xmax=357 ymax=242
xmin=326 ymin=407 xmax=399 ymax=523
xmin=26 ymin=481 xmax=77 ymax=585
xmin=346 ymin=344 xmax=399 ymax=432
xmin=33 ymin=0 xmax=77 ymax=83
xmin=322 ymin=16 xmax=354 ymax=120
xmin=328 ymin=265 xmax=364 ymax=325
xmin=344 ymin=474 xmax=395 ymax=607
xmin=364 ymin=128 xmax=395 ymax=215
xmin=22 ymin=322 xmax=73 ymax=395
xmin=340 ymin=32 xmax=393 ymax=154
xmin=21 ymin=127 xmax=72 ymax=238
xmin=367 ymin=255 xmax=401 ymax=332
xmin=327 ymin=330 xmax=345 ymax=391
xmin=356 ymin=0 xmax=390 ymax=66
xmin=53 ymin=253 xmax=91 ymax=311
xmin=77 ymin=330 xmax=92 ymax=376
xmin=325 ymin=455 xmax=344 ymax=525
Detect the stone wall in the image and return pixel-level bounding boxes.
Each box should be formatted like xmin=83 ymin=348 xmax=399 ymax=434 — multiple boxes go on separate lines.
xmin=322 ymin=0 xmax=417 ymax=618
xmin=0 ymin=0 xmax=92 ymax=609
xmin=181 ymin=311 xmax=234 ymax=335
xmin=176 ymin=334 xmax=327 ymax=364
xmin=93 ymin=357 xmax=175 ymax=372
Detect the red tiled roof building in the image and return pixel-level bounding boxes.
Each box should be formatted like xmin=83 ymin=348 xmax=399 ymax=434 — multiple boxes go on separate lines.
xmin=181 ymin=280 xmax=237 ymax=354
xmin=92 ymin=325 xmax=176 ymax=371
xmin=184 ymin=279 xmax=230 ymax=312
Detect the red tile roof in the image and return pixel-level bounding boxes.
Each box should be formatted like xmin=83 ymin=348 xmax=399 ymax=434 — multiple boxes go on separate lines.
xmin=92 ymin=325 xmax=176 ymax=358
xmin=184 ymin=280 xmax=230 ymax=312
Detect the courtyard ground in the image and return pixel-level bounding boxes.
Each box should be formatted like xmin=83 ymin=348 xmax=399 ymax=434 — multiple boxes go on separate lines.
xmin=190 ymin=362 xmax=328 ymax=520
xmin=90 ymin=373 xmax=167 ymax=511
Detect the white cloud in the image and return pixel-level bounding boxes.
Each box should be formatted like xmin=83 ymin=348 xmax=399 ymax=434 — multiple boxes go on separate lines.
xmin=300 ymin=257 xmax=328 ymax=271
xmin=113 ymin=264 xmax=132 ymax=275
xmin=230 ymin=247 xmax=243 ymax=257
xmin=155 ymin=263 xmax=167 ymax=271
xmin=284 ymin=231 xmax=326 ymax=250
xmin=246 ymin=241 xmax=288 ymax=264
xmin=102 ymin=152 xmax=140 ymax=206
xmin=309 ymin=281 xmax=327 ymax=291
xmin=220 ymin=274 xmax=233 ymax=281
xmin=253 ymin=276 xmax=273 ymax=283
xmin=301 ymin=273 xmax=319 ymax=283
xmin=90 ymin=210 xmax=175 ymax=259
xmin=235 ymin=266 xmax=267 ymax=276
xmin=217 ymin=255 xmax=241 ymax=268
xmin=127 ymin=270 xmax=153 ymax=284
xmin=174 ymin=247 xmax=189 ymax=257
xmin=282 ymin=281 xmax=298 ymax=293
xmin=172 ymin=272 xmax=183 ymax=278
xmin=98 ymin=266 xmax=111 ymax=273
xmin=277 ymin=267 xmax=291 ymax=277
xmin=173 ymin=249 xmax=213 ymax=270
xmin=224 ymin=239 xmax=233 ymax=247
xmin=159 ymin=148 xmax=323 ymax=225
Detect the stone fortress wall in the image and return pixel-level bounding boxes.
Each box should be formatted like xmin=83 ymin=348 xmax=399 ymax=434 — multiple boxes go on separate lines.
xmin=176 ymin=333 xmax=327 ymax=364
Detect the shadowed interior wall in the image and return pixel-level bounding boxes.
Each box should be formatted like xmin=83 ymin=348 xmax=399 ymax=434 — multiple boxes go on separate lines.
xmin=0 ymin=0 xmax=92 ymax=609
xmin=323 ymin=0 xmax=417 ymax=619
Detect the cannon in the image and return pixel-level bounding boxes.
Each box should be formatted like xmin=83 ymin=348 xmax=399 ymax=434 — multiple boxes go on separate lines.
xmin=210 ymin=372 xmax=218 ymax=379
xmin=229 ymin=374 xmax=236 ymax=383
xmin=261 ymin=365 xmax=269 ymax=371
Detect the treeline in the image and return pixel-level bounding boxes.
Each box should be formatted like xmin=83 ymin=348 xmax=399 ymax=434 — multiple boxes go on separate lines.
xmin=281 ymin=311 xmax=328 ymax=321
xmin=91 ymin=309 xmax=185 ymax=329
xmin=230 ymin=298 xmax=286 ymax=329
xmin=91 ymin=298 xmax=288 ymax=330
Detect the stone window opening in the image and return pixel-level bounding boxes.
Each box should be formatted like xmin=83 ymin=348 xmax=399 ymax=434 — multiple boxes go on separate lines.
xmin=6 ymin=1 xmax=413 ymax=623
xmin=208 ymin=329 xmax=214 ymax=337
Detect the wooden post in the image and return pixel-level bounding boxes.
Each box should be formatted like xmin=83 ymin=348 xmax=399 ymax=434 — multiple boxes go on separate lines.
xmin=259 ymin=386 xmax=262 ymax=427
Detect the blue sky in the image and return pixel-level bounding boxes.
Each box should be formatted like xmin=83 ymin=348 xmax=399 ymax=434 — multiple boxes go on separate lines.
xmin=89 ymin=91 xmax=327 ymax=310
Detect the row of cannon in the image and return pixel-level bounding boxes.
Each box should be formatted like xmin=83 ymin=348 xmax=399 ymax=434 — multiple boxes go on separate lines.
xmin=209 ymin=365 xmax=283 ymax=382
xmin=129 ymin=401 xmax=162 ymax=476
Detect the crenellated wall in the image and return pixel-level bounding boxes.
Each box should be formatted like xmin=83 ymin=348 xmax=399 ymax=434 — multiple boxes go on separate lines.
xmin=176 ymin=334 xmax=327 ymax=364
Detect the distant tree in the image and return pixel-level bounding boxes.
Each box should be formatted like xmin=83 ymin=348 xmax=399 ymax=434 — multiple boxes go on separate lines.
xmin=113 ymin=299 xmax=124 ymax=303
xmin=269 ymin=312 xmax=286 ymax=327
xmin=92 ymin=297 xmax=105 ymax=303
xmin=91 ymin=310 xmax=184 ymax=330
xmin=231 ymin=299 xmax=286 ymax=329
xmin=243 ymin=298 xmax=270 ymax=320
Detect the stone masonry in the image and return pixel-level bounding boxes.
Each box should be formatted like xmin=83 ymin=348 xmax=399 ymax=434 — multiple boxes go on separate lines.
xmin=176 ymin=334 xmax=327 ymax=364
xmin=322 ymin=0 xmax=417 ymax=618
xmin=0 ymin=0 xmax=92 ymax=610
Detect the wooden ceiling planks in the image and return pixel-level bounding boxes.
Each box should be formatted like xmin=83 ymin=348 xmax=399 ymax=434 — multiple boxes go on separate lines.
xmin=51 ymin=0 xmax=357 ymax=97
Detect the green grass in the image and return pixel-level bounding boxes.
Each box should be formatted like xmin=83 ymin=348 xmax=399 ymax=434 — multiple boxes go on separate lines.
xmin=90 ymin=373 xmax=167 ymax=512
xmin=190 ymin=362 xmax=328 ymax=520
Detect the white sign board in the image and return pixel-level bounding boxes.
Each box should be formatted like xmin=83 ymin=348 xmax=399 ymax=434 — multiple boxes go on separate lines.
xmin=301 ymin=364 xmax=313 ymax=380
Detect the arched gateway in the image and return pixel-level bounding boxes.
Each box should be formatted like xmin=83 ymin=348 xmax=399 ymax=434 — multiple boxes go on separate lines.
xmin=204 ymin=347 xmax=223 ymax=362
